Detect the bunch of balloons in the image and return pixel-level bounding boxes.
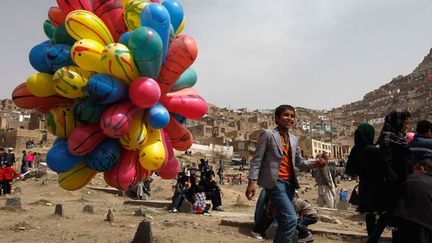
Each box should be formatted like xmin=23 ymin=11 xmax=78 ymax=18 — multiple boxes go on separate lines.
xmin=11 ymin=0 xmax=206 ymax=192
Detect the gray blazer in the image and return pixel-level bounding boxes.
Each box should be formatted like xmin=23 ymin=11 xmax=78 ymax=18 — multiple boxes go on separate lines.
xmin=248 ymin=128 xmax=312 ymax=189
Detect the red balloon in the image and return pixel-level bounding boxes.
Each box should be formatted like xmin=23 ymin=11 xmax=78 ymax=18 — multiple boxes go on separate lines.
xmin=92 ymin=0 xmax=127 ymax=41
xmin=100 ymin=101 xmax=139 ymax=138
xmin=156 ymin=130 xmax=179 ymax=179
xmin=104 ymin=150 xmax=151 ymax=191
xmin=48 ymin=7 xmax=66 ymax=27
xmin=164 ymin=116 xmax=193 ymax=151
xmin=129 ymin=77 xmax=161 ymax=108
xmin=56 ymin=0 xmax=93 ymax=15
xmin=12 ymin=83 xmax=73 ymax=110
xmin=157 ymin=35 xmax=198 ymax=96
xmin=68 ymin=124 xmax=106 ymax=156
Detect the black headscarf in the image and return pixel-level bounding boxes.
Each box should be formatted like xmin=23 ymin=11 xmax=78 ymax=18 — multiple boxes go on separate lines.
xmin=346 ymin=123 xmax=375 ymax=176
xmin=378 ymin=109 xmax=411 ymax=146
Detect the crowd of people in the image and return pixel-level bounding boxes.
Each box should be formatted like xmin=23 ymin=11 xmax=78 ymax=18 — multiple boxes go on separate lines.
xmin=169 ymin=158 xmax=224 ymax=214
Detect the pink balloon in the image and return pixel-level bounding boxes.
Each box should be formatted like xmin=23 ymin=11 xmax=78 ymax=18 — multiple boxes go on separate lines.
xmin=157 ymin=130 xmax=179 ymax=179
xmin=68 ymin=124 xmax=106 ymax=156
xmin=407 ymin=132 xmax=415 ymax=143
xmin=100 ymin=101 xmax=139 ymax=138
xmin=104 ymin=150 xmax=152 ymax=191
xmin=160 ymin=93 xmax=208 ymax=120
xmin=129 ymin=77 xmax=161 ymax=108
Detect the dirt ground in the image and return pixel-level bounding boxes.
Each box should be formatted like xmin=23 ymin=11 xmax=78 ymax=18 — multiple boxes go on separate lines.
xmin=0 ymin=159 xmax=391 ymax=243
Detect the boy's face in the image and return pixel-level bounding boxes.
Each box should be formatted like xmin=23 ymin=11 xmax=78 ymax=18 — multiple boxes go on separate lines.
xmin=276 ymin=109 xmax=295 ymax=130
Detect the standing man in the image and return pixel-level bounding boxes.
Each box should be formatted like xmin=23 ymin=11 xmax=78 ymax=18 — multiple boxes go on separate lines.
xmin=245 ymin=104 xmax=321 ymax=243
xmin=313 ymin=152 xmax=336 ymax=208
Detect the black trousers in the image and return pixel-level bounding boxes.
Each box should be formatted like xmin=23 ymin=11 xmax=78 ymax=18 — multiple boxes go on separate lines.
xmin=3 ymin=180 xmax=12 ymax=194
xmin=207 ymin=188 xmax=222 ymax=209
xmin=392 ymin=218 xmax=432 ymax=243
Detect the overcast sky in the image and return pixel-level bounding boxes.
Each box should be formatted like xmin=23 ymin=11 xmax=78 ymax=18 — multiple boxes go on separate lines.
xmin=1 ymin=0 xmax=431 ymax=110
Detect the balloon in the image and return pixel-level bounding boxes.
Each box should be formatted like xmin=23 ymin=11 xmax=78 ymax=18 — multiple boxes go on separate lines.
xmin=53 ymin=24 xmax=76 ymax=46
xmin=46 ymin=44 xmax=74 ymax=73
xmin=48 ymin=7 xmax=66 ymax=27
xmin=100 ymin=43 xmax=140 ymax=84
xmin=85 ymin=138 xmax=121 ymax=171
xmin=140 ymin=3 xmax=170 ymax=61
xmin=47 ymin=140 xmax=83 ymax=173
xmin=87 ymin=74 xmax=128 ymax=104
xmin=65 ymin=10 xmax=114 ymax=46
xmin=164 ymin=116 xmax=192 ymax=151
xmin=44 ymin=20 xmax=55 ymax=39
xmin=29 ymin=41 xmax=52 ymax=73
xmin=53 ymin=66 xmax=93 ymax=98
xmin=73 ymin=97 xmax=108 ymax=124
xmin=119 ymin=110 xmax=148 ymax=151
xmin=100 ymin=101 xmax=139 ymax=138
xmin=138 ymin=124 xmax=165 ymax=170
xmin=46 ymin=106 xmax=77 ymax=138
xmin=124 ymin=0 xmax=149 ymax=31
xmin=104 ymin=149 xmax=151 ymax=191
xmin=93 ymin=0 xmax=128 ymax=41
xmin=26 ymin=73 xmax=57 ymax=97
xmin=118 ymin=31 xmax=131 ymax=46
xmin=157 ymin=35 xmax=198 ymax=95
xmin=147 ymin=103 xmax=169 ymax=128
xmin=155 ymin=130 xmax=178 ymax=179
xmin=129 ymin=77 xmax=160 ymax=108
xmin=160 ymin=92 xmax=208 ymax=120
xmin=12 ymin=83 xmax=73 ymax=110
xmin=175 ymin=18 xmax=185 ymax=36
xmin=161 ymin=0 xmax=184 ymax=34
xmin=71 ymin=39 xmax=105 ymax=72
xmin=68 ymin=124 xmax=106 ymax=155
xmin=407 ymin=132 xmax=415 ymax=143
xmin=129 ymin=26 xmax=163 ymax=78
xmin=57 ymin=0 xmax=93 ymax=15
xmin=171 ymin=67 xmax=197 ymax=91
xmin=58 ymin=162 xmax=97 ymax=191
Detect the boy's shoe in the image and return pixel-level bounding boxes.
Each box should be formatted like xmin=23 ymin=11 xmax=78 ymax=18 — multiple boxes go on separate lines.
xmin=169 ymin=208 xmax=178 ymax=213
xmin=213 ymin=206 xmax=224 ymax=211
xmin=298 ymin=231 xmax=314 ymax=242
xmin=250 ymin=230 xmax=263 ymax=240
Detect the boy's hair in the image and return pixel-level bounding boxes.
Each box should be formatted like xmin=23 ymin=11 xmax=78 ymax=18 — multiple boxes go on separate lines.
xmin=275 ymin=105 xmax=296 ymax=119
xmin=196 ymin=184 xmax=205 ymax=193
xmin=416 ymin=159 xmax=432 ymax=172
xmin=416 ymin=120 xmax=432 ymax=135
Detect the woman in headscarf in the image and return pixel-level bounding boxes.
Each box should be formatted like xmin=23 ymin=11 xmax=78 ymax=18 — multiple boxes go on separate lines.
xmin=346 ymin=123 xmax=386 ymax=243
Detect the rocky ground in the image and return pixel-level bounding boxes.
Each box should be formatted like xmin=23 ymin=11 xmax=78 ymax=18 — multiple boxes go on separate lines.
xmin=0 ymin=157 xmax=392 ymax=243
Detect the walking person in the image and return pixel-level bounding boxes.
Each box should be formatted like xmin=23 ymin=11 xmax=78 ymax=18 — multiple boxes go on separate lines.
xmin=245 ymin=104 xmax=322 ymax=243
xmin=313 ymin=152 xmax=336 ymax=208
xmin=346 ymin=123 xmax=387 ymax=242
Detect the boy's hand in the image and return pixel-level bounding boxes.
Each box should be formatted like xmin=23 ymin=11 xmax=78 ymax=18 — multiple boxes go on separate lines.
xmin=245 ymin=180 xmax=256 ymax=200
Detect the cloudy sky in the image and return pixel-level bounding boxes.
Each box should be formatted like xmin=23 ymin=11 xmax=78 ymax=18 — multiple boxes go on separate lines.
xmin=1 ymin=0 xmax=431 ymax=110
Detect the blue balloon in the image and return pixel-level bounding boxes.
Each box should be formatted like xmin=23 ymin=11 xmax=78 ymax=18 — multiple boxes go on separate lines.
xmin=148 ymin=103 xmax=170 ymax=128
xmin=45 ymin=44 xmax=74 ymax=72
xmin=172 ymin=112 xmax=186 ymax=124
xmin=46 ymin=140 xmax=83 ymax=173
xmin=87 ymin=74 xmax=128 ymax=104
xmin=118 ymin=31 xmax=131 ymax=47
xmin=85 ymin=138 xmax=121 ymax=172
xmin=29 ymin=40 xmax=53 ymax=73
xmin=73 ymin=98 xmax=108 ymax=124
xmin=162 ymin=0 xmax=184 ymax=34
xmin=140 ymin=3 xmax=171 ymax=62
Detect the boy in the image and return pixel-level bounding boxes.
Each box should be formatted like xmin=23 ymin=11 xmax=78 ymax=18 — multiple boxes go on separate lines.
xmin=294 ymin=192 xmax=319 ymax=242
xmin=2 ymin=162 xmax=20 ymax=194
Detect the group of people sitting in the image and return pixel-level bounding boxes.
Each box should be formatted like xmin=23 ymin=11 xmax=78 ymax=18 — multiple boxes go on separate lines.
xmin=346 ymin=111 xmax=432 ymax=243
xmin=170 ymin=160 xmax=224 ymax=214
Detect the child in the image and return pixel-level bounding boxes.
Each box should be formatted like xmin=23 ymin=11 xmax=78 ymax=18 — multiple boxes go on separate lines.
xmin=238 ymin=173 xmax=244 ymax=185
xmin=392 ymin=159 xmax=432 ymax=243
xmin=0 ymin=164 xmax=4 ymax=196
xmin=294 ymin=192 xmax=319 ymax=242
xmin=192 ymin=185 xmax=208 ymax=214
xmin=2 ymin=162 xmax=20 ymax=194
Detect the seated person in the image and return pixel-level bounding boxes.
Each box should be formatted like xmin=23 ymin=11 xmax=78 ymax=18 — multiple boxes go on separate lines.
xmin=294 ymin=192 xmax=319 ymax=242
xmin=169 ymin=172 xmax=191 ymax=213
xmin=192 ymin=185 xmax=209 ymax=214
xmin=200 ymin=170 xmax=224 ymax=211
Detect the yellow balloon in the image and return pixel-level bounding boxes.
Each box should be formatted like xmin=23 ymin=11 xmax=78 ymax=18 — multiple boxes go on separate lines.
xmin=71 ymin=39 xmax=105 ymax=73
xmin=120 ymin=110 xmax=148 ymax=151
xmin=65 ymin=10 xmax=114 ymax=46
xmin=26 ymin=72 xmax=57 ymax=97
xmin=53 ymin=66 xmax=93 ymax=98
xmin=58 ymin=162 xmax=97 ymax=191
xmin=175 ymin=18 xmax=186 ymax=36
xmin=46 ymin=106 xmax=77 ymax=138
xmin=100 ymin=43 xmax=139 ymax=85
xmin=121 ymin=0 xmax=132 ymax=8
xmin=124 ymin=0 xmax=149 ymax=31
xmin=138 ymin=124 xmax=165 ymax=170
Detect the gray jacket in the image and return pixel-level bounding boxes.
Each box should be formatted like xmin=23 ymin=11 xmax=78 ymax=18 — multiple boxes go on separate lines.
xmin=248 ymin=128 xmax=312 ymax=189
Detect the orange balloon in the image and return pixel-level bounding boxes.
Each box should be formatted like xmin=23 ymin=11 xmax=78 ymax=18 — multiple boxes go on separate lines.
xmin=164 ymin=116 xmax=192 ymax=151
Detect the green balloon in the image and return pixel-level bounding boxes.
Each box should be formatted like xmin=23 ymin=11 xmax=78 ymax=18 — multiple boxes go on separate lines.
xmin=172 ymin=68 xmax=197 ymax=91
xmin=53 ymin=24 xmax=76 ymax=46
xmin=43 ymin=20 xmax=54 ymax=39
xmin=129 ymin=26 xmax=163 ymax=79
